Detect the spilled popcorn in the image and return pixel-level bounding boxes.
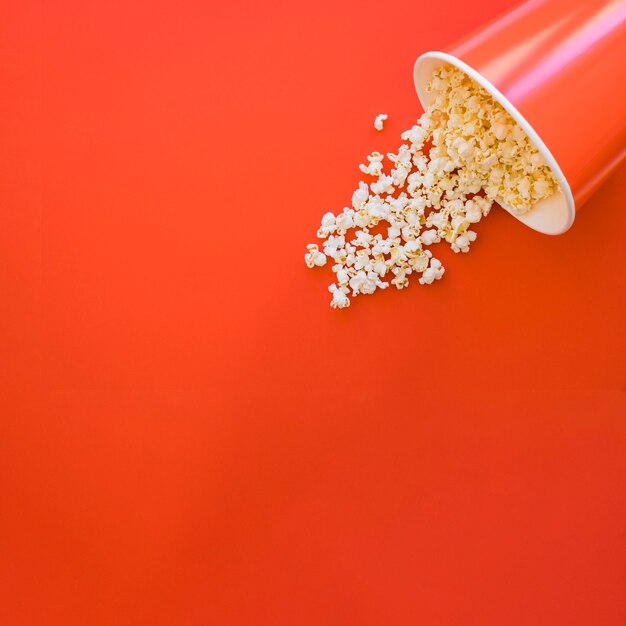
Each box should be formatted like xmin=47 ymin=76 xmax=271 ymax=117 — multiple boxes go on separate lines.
xmin=374 ymin=113 xmax=388 ymax=131
xmin=305 ymin=65 xmax=560 ymax=309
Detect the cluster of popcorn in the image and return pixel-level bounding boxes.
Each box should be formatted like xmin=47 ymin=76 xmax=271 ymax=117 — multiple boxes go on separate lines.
xmin=305 ymin=65 xmax=560 ymax=309
xmin=426 ymin=65 xmax=559 ymax=214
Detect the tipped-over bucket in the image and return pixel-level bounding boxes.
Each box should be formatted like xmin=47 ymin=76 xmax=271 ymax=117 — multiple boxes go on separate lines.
xmin=414 ymin=0 xmax=626 ymax=235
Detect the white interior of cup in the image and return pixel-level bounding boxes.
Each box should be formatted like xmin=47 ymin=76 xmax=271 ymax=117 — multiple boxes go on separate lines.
xmin=413 ymin=51 xmax=575 ymax=235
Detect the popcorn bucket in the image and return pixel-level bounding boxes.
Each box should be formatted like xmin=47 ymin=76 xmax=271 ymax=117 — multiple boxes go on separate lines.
xmin=414 ymin=0 xmax=626 ymax=234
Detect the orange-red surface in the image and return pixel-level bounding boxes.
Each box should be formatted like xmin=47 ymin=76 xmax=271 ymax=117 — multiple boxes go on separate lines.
xmin=1 ymin=1 xmax=625 ymax=625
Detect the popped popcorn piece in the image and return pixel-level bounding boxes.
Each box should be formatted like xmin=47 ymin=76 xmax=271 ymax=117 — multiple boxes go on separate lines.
xmin=391 ymin=267 xmax=410 ymax=290
xmin=425 ymin=64 xmax=558 ymax=215
xmin=409 ymin=251 xmax=430 ymax=273
xmin=335 ymin=268 xmax=350 ymax=286
xmin=354 ymin=208 xmax=371 ymax=228
xmin=419 ymin=258 xmax=445 ymax=285
xmin=370 ymin=174 xmax=394 ymax=196
xmin=464 ymin=199 xmax=483 ymax=224
xmin=359 ymin=152 xmax=384 ymax=177
xmin=401 ymin=124 xmax=428 ymax=150
xmin=351 ymin=181 xmax=370 ymax=210
xmin=451 ymin=233 xmax=470 ymax=253
xmin=304 ymin=244 xmax=327 ymax=268
xmin=317 ymin=212 xmax=337 ymax=239
xmin=403 ymin=239 xmax=422 ymax=257
xmin=322 ymin=234 xmax=346 ymax=261
xmin=329 ymin=284 xmax=350 ymax=309
xmin=349 ymin=270 xmax=378 ymax=296
xmin=335 ymin=208 xmax=355 ymax=234
xmin=353 ymin=229 xmax=373 ymax=249
xmin=420 ymin=229 xmax=440 ymax=246
xmin=374 ymin=113 xmax=388 ymax=131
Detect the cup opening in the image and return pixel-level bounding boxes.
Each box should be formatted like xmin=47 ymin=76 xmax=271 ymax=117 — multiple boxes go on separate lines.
xmin=413 ymin=51 xmax=576 ymax=235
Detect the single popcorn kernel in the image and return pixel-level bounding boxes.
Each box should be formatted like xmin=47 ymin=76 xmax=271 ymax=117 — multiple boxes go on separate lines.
xmin=304 ymin=244 xmax=327 ymax=268
xmin=374 ymin=113 xmax=388 ymax=131
xmin=305 ymin=64 xmax=561 ymax=309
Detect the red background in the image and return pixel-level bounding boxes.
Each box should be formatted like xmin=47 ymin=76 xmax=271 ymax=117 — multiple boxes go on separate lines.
xmin=1 ymin=1 xmax=625 ymax=625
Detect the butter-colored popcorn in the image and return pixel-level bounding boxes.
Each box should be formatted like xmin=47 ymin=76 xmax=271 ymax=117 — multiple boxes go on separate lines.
xmin=425 ymin=64 xmax=558 ymax=215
